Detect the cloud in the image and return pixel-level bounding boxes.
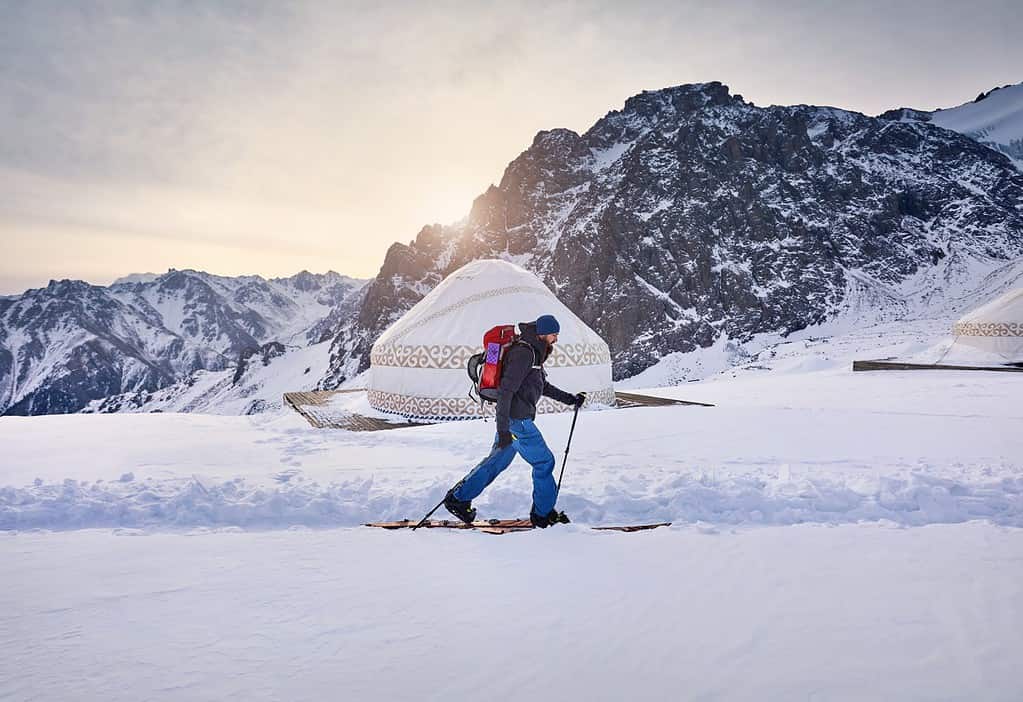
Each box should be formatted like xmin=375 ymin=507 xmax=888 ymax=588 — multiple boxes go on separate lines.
xmin=1 ymin=0 xmax=1021 ymax=294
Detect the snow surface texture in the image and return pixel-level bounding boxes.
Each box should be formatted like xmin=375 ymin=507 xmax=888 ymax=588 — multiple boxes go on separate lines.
xmin=3 ymin=523 xmax=1021 ymax=701
xmin=2 ymin=360 xmax=1020 ymax=531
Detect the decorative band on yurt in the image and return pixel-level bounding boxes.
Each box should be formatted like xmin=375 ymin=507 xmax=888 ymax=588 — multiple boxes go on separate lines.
xmin=367 ymin=386 xmax=617 ymax=421
xmin=952 ymin=322 xmax=1023 ymax=337
xmin=370 ymin=342 xmax=612 ymax=369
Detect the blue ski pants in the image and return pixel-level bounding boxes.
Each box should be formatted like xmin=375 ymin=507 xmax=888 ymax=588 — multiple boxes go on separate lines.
xmin=452 ymin=418 xmax=557 ymax=516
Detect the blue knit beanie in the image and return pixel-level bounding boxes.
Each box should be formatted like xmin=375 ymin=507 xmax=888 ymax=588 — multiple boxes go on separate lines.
xmin=535 ymin=314 xmax=560 ymax=335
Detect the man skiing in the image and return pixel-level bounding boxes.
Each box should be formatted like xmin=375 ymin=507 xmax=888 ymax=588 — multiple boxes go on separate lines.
xmin=444 ymin=314 xmax=585 ymax=528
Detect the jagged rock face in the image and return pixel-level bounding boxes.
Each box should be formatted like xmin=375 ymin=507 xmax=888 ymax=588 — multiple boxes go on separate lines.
xmin=325 ymin=81 xmax=1023 ymax=384
xmin=1 ymin=270 xmax=366 ymax=415
xmin=123 ymin=271 xmax=267 ymax=357
xmin=232 ymin=341 xmax=287 ymax=384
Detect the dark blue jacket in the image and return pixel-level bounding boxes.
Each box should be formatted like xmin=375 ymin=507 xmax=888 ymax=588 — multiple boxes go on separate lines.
xmin=495 ymin=322 xmax=576 ymax=433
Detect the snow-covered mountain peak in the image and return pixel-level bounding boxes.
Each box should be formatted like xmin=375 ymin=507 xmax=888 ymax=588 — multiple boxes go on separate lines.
xmin=936 ymin=81 xmax=1022 ymax=117
xmin=881 ymin=81 xmax=1023 ymax=168
xmin=621 ymin=81 xmax=742 ymax=118
xmin=931 ymin=82 xmax=1023 ymax=164
xmin=112 ymin=272 xmax=159 ymax=285
xmin=42 ymin=279 xmax=99 ymax=296
xmin=280 ymin=270 xmax=327 ymax=292
xmin=521 ymin=83 xmax=746 ymax=164
xmin=1 ymin=269 xmax=368 ymax=415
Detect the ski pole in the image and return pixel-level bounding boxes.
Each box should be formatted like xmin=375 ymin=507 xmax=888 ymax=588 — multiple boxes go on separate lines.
xmin=412 ymin=496 xmax=446 ymax=530
xmin=555 ymin=404 xmax=581 ymax=496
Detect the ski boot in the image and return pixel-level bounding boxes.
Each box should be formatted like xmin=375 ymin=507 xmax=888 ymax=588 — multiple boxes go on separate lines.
xmin=529 ymin=508 xmax=571 ymax=529
xmin=443 ymin=488 xmax=477 ymax=525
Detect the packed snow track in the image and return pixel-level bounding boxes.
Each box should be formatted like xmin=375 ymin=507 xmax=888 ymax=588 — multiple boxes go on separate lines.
xmin=1 ymin=368 xmax=1019 ymax=531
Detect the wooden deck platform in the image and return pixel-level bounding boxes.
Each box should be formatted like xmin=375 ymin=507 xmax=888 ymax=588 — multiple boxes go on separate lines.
xmin=852 ymin=360 xmax=1023 ymax=373
xmin=283 ymin=389 xmax=712 ymax=431
xmin=283 ymin=389 xmax=428 ymax=431
xmin=614 ymin=391 xmax=714 ymax=408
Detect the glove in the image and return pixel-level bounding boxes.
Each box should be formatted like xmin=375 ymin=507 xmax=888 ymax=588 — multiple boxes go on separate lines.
xmin=497 ymin=430 xmax=514 ymax=448
xmin=572 ymin=392 xmax=587 ymax=408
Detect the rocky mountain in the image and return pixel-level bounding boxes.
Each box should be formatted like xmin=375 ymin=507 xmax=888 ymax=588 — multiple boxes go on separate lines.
xmin=85 ymin=338 xmax=335 ymax=416
xmin=0 ymin=269 xmax=366 ymax=415
xmin=881 ymin=82 xmax=1023 ymax=170
xmin=323 ymin=81 xmax=1023 ymax=385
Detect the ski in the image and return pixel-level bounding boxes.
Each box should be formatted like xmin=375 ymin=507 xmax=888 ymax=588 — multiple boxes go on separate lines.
xmin=592 ymin=522 xmax=672 ymax=533
xmin=368 ymin=518 xmax=531 ymax=530
xmin=365 ymin=519 xmax=671 ymax=534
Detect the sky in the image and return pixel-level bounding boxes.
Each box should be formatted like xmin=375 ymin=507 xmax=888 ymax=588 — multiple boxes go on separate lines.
xmin=1 ymin=0 xmax=1021 ymax=295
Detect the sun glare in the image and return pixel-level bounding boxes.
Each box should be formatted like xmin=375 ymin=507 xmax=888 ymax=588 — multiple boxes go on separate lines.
xmin=420 ymin=188 xmax=474 ymax=226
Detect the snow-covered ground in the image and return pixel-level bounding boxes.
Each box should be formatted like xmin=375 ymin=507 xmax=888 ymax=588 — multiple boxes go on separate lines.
xmin=4 ymin=522 xmax=1021 ymax=701
xmin=3 ymin=365 xmax=1020 ymax=530
xmin=3 ymin=323 xmax=1021 ymax=700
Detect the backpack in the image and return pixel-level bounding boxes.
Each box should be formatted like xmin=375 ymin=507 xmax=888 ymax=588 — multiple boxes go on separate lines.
xmin=467 ymin=324 xmax=532 ymax=405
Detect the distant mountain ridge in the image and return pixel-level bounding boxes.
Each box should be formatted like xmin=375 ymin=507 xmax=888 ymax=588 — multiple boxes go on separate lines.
xmin=881 ymin=81 xmax=1023 ymax=169
xmin=323 ymin=81 xmax=1023 ymax=386
xmin=112 ymin=272 xmax=160 ymax=285
xmin=0 ymin=269 xmax=366 ymax=415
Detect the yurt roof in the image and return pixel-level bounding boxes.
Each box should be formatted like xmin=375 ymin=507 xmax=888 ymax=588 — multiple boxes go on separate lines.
xmin=372 ymin=259 xmax=608 ymax=351
xmin=955 ymin=287 xmax=1023 ymax=328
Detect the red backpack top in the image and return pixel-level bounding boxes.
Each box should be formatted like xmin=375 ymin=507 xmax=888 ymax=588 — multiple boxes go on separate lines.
xmin=467 ymin=324 xmax=529 ymax=404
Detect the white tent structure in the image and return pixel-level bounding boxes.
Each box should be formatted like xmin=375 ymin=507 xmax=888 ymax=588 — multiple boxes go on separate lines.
xmin=368 ymin=259 xmax=616 ymax=421
xmin=950 ymin=287 xmax=1023 ymax=363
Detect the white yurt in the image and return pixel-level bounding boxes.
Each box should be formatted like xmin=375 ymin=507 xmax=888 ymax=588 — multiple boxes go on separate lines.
xmin=950 ymin=287 xmax=1023 ymax=363
xmin=368 ymin=259 xmax=616 ymax=420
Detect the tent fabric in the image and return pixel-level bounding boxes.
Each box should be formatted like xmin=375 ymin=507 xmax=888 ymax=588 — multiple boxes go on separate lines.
xmin=951 ymin=287 xmax=1023 ymax=361
xmin=368 ymin=259 xmax=615 ymax=420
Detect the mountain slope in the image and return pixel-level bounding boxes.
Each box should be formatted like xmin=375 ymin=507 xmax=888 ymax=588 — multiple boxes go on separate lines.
xmin=0 ymin=270 xmax=366 ymax=415
xmin=882 ymin=81 xmax=1023 ymax=169
xmin=86 ymin=339 xmax=334 ymax=415
xmin=323 ymin=82 xmax=1023 ymax=385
